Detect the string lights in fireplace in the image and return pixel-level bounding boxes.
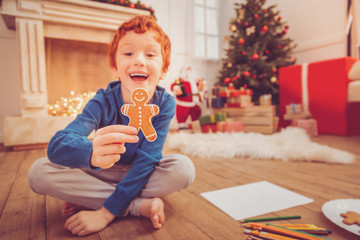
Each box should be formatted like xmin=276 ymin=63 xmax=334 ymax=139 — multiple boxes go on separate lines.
xmin=47 ymin=91 xmax=96 ymax=117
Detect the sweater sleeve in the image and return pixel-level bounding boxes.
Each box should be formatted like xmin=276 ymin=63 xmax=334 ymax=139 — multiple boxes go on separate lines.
xmin=103 ymin=94 xmax=176 ymax=216
xmin=47 ymin=90 xmax=107 ymax=168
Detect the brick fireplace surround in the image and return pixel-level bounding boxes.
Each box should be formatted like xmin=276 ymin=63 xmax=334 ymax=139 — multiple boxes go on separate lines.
xmin=1 ymin=0 xmax=147 ymax=147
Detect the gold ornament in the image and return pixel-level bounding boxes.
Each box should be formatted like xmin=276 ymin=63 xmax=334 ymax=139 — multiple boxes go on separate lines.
xmin=227 ymin=62 xmax=233 ymax=68
xmin=230 ymin=24 xmax=237 ymax=32
xmin=270 ymin=76 xmax=277 ymax=83
xmin=246 ymin=26 xmax=256 ymax=36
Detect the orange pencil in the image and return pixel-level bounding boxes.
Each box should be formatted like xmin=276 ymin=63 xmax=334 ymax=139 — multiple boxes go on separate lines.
xmin=248 ymin=223 xmax=330 ymax=240
xmin=245 ymin=229 xmax=298 ymax=240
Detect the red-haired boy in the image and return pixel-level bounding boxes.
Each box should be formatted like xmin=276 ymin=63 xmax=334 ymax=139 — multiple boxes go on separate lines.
xmin=28 ymin=15 xmax=195 ymax=236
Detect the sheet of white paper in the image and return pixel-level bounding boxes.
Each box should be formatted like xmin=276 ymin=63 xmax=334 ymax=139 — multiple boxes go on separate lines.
xmin=200 ymin=181 xmax=313 ymax=220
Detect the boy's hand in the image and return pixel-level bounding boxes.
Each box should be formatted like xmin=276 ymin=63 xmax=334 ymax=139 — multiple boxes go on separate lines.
xmin=64 ymin=206 xmax=115 ymax=236
xmin=91 ymin=125 xmax=139 ymax=169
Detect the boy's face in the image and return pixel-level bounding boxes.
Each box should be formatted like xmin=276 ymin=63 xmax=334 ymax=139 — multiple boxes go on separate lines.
xmin=112 ymin=30 xmax=164 ymax=104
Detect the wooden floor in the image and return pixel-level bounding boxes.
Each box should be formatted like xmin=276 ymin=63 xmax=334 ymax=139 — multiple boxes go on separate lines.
xmin=0 ymin=134 xmax=359 ymax=240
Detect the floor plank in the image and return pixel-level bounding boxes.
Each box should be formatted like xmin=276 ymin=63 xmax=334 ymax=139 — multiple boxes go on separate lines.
xmin=0 ymin=149 xmax=46 ymax=240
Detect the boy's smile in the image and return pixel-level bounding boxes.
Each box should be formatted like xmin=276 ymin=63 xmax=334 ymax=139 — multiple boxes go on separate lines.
xmin=112 ymin=30 xmax=164 ymax=104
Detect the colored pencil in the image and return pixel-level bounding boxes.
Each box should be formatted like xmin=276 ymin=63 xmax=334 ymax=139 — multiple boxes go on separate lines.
xmin=245 ymin=229 xmax=298 ymax=240
xmin=240 ymin=215 xmax=301 ymax=223
xmin=267 ymin=223 xmax=332 ymax=240
xmin=247 ymin=222 xmax=330 ymax=240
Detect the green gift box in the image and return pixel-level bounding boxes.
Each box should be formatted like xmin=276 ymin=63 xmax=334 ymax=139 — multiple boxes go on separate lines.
xmin=199 ymin=112 xmax=227 ymax=125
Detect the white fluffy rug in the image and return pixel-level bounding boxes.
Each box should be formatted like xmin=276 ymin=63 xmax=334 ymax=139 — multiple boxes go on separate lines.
xmin=165 ymin=127 xmax=355 ymax=164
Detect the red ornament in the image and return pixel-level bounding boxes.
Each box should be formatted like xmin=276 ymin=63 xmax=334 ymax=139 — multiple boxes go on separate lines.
xmin=254 ymin=14 xmax=259 ymax=20
xmin=244 ymin=84 xmax=248 ymax=88
xmin=242 ymin=71 xmax=251 ymax=77
xmin=252 ymin=53 xmax=259 ymax=60
xmin=244 ymin=22 xmax=249 ymax=27
xmin=224 ymin=77 xmax=231 ymax=84
xmin=238 ymin=38 xmax=245 ymax=45
xmin=120 ymin=0 xmax=124 ymax=3
xmin=252 ymin=74 xmax=256 ymax=79
xmin=265 ymin=50 xmax=270 ymax=54
xmin=277 ymin=45 xmax=281 ymax=49
xmin=264 ymin=9 xmax=268 ymax=13
xmin=130 ymin=3 xmax=135 ymax=8
xmin=260 ymin=25 xmax=268 ymax=33
xmin=242 ymin=51 xmax=246 ymax=55
xmin=141 ymin=3 xmax=146 ymax=8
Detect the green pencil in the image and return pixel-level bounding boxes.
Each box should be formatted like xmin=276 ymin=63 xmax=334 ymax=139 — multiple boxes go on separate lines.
xmin=240 ymin=215 xmax=301 ymax=223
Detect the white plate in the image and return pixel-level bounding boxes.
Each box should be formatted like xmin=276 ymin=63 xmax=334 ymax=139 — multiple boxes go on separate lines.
xmin=322 ymin=199 xmax=360 ymax=236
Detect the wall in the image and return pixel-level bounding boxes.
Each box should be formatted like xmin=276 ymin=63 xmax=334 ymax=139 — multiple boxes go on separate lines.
xmin=0 ymin=0 xmax=349 ymax=142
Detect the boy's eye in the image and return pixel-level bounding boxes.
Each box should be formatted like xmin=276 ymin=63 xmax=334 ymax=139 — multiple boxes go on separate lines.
xmin=147 ymin=53 xmax=155 ymax=57
xmin=124 ymin=52 xmax=133 ymax=56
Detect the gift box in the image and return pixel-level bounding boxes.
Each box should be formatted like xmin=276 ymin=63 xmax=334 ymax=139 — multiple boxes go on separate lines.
xmin=201 ymin=124 xmax=217 ymax=133
xmin=218 ymin=88 xmax=253 ymax=98
xmin=291 ymin=119 xmax=318 ymax=137
xmin=199 ymin=113 xmax=227 ymax=125
xmin=217 ymin=120 xmax=244 ymax=133
xmin=207 ymin=96 xmax=226 ymax=108
xmin=279 ymin=57 xmax=360 ymax=135
xmin=260 ymin=94 xmax=272 ymax=106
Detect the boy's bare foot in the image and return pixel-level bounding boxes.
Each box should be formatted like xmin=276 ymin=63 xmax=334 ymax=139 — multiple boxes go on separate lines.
xmin=62 ymin=202 xmax=88 ymax=218
xmin=139 ymin=198 xmax=165 ymax=229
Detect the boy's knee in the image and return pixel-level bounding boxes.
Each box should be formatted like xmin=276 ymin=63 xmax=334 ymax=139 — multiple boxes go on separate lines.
xmin=28 ymin=157 xmax=50 ymax=194
xmin=168 ymin=154 xmax=196 ymax=188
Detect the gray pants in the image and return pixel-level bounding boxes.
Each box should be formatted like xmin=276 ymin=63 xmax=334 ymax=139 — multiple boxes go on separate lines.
xmin=28 ymin=154 xmax=195 ymax=217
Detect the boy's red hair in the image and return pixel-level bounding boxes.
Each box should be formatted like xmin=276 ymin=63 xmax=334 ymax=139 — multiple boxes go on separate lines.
xmin=109 ymin=15 xmax=171 ymax=73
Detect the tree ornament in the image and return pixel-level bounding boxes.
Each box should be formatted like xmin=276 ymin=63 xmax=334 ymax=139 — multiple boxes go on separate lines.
xmin=229 ymin=24 xmax=237 ymax=32
xmin=270 ymin=76 xmax=277 ymax=83
xmin=254 ymin=14 xmax=259 ymax=20
xmin=260 ymin=25 xmax=268 ymax=33
xmin=252 ymin=53 xmax=259 ymax=60
xmin=227 ymin=62 xmax=233 ymax=68
xmin=224 ymin=77 xmax=231 ymax=84
xmin=242 ymin=51 xmax=246 ymax=55
xmin=246 ymin=26 xmax=256 ymax=36
xmin=277 ymin=44 xmax=281 ymax=49
xmin=238 ymin=38 xmax=245 ymax=45
xmin=242 ymin=71 xmax=251 ymax=77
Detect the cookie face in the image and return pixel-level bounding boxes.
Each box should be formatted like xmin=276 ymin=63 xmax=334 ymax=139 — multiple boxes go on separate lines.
xmin=340 ymin=211 xmax=360 ymax=225
xmin=121 ymin=88 xmax=160 ymax=142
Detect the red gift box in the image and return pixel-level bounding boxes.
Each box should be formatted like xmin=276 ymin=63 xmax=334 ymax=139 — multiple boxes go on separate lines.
xmin=201 ymin=124 xmax=217 ymax=133
xmin=217 ymin=121 xmax=244 ymax=133
xmin=279 ymin=57 xmax=360 ymax=135
xmin=291 ymin=119 xmax=318 ymax=137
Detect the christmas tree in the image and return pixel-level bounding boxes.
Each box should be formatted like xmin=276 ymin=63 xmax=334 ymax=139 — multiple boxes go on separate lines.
xmin=218 ymin=0 xmax=296 ymax=106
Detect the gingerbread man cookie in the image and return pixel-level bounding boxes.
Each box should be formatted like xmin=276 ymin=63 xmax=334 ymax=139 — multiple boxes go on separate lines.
xmin=340 ymin=211 xmax=360 ymax=226
xmin=121 ymin=88 xmax=159 ymax=142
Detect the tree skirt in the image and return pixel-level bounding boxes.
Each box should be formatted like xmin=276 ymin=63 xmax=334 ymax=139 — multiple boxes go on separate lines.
xmin=165 ymin=127 xmax=355 ymax=164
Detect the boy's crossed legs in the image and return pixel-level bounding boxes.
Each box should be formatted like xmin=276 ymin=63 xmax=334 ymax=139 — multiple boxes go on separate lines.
xmin=28 ymin=154 xmax=195 ymax=235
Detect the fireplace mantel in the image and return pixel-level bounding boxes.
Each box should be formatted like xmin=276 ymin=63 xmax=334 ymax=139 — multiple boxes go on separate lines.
xmin=1 ymin=0 xmax=148 ymax=147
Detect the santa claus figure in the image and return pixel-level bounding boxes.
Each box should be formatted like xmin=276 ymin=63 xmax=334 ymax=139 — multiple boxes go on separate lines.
xmin=171 ymin=65 xmax=206 ymax=129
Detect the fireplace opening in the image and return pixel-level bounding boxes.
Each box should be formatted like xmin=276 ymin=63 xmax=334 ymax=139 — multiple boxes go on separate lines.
xmin=45 ymin=38 xmax=114 ymax=107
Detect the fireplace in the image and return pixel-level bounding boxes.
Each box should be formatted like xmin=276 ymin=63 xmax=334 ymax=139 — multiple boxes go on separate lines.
xmin=1 ymin=0 xmax=148 ymax=147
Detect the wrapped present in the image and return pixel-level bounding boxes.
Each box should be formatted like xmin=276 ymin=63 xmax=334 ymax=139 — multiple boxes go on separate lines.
xmin=279 ymin=57 xmax=360 ymax=135
xmin=291 ymin=118 xmax=318 ymax=137
xmin=218 ymin=88 xmax=253 ymax=98
xmin=284 ymin=103 xmax=311 ymax=120
xmin=199 ymin=112 xmax=227 ymax=125
xmin=260 ymin=94 xmax=272 ymax=106
xmin=207 ymin=96 xmax=226 ymax=108
xmin=227 ymin=95 xmax=252 ymax=104
xmin=217 ymin=121 xmax=244 ymax=133
xmin=286 ymin=103 xmax=302 ymax=114
xmin=201 ymin=124 xmax=217 ymax=133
